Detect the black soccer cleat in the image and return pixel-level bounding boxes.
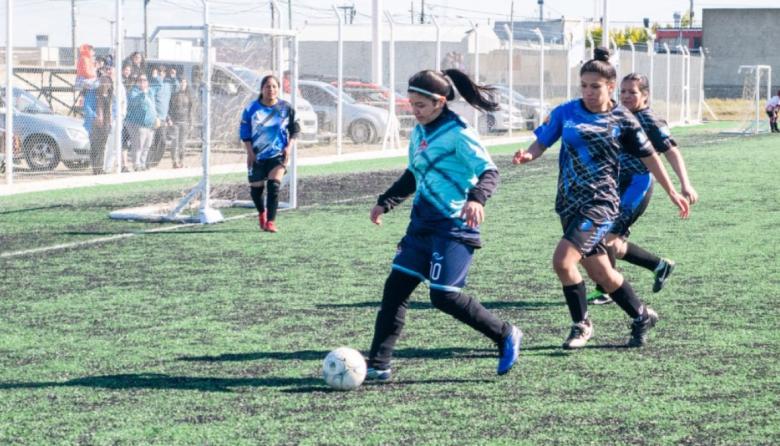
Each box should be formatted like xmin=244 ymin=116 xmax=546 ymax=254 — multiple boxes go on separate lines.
xmin=653 ymin=259 xmax=675 ymax=293
xmin=628 ymin=308 xmax=659 ymax=347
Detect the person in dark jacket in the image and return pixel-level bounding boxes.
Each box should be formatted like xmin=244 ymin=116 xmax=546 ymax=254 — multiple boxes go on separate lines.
xmin=169 ymin=78 xmax=192 ymax=168
xmin=83 ymin=75 xmax=113 ymax=174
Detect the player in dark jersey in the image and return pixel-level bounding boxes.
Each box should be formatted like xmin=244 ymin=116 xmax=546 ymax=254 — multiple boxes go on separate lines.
xmin=590 ymin=72 xmax=699 ymax=305
xmin=364 ymin=69 xmax=522 ymax=382
xmin=239 ymin=75 xmax=300 ymax=233
xmin=512 ymin=48 xmax=690 ymax=349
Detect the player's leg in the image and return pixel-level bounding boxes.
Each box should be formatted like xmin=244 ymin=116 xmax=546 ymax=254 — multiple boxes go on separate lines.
xmin=366 ymin=235 xmax=426 ymax=381
xmin=248 ymin=160 xmax=267 ymax=230
xmin=426 ymin=236 xmax=521 ymax=375
xmin=264 ymin=158 xmax=287 ymax=233
xmin=581 ymin=254 xmax=659 ymax=347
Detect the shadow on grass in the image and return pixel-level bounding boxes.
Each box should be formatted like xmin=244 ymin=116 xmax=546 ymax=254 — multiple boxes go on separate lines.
xmin=317 ymin=301 xmax=562 ymax=310
xmin=178 ymin=347 xmax=495 ymax=363
xmin=283 ymin=378 xmax=494 ymax=393
xmin=0 ymin=373 xmax=323 ymax=393
xmin=0 ymin=204 xmax=69 ymax=215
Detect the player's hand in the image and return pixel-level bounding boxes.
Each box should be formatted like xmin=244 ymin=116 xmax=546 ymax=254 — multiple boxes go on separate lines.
xmin=246 ymin=153 xmax=254 ymax=168
xmin=512 ymin=150 xmax=533 ymax=165
xmin=670 ymin=192 xmax=690 ymax=219
xmin=460 ymin=201 xmax=484 ymax=228
xmin=370 ymin=205 xmax=385 ymax=225
xmin=682 ymin=185 xmax=699 ymax=205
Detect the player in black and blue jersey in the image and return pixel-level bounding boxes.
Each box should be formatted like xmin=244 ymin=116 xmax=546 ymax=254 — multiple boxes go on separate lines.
xmin=590 ymin=72 xmax=699 ymax=305
xmin=364 ymin=69 xmax=522 ymax=381
xmin=512 ymin=48 xmax=690 ymax=349
xmin=239 ymin=74 xmax=300 ymax=233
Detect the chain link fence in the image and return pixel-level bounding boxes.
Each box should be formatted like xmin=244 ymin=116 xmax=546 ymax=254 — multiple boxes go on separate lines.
xmin=2 ymin=1 xmax=707 ymax=191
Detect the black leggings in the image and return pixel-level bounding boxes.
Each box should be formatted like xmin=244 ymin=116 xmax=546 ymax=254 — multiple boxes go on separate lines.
xmin=367 ymin=269 xmax=509 ymax=370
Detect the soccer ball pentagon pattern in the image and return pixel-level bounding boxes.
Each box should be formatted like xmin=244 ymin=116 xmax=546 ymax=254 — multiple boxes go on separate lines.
xmin=322 ymin=347 xmax=367 ymax=391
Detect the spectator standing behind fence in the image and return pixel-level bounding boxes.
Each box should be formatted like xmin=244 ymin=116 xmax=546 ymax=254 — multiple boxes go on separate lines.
xmin=119 ymin=64 xmax=134 ymax=171
xmin=169 ymin=79 xmax=192 ymax=168
xmin=83 ymin=75 xmax=113 ymax=175
xmin=101 ymin=65 xmax=128 ymax=174
xmin=126 ymin=75 xmax=158 ymax=171
xmin=149 ymin=66 xmax=178 ymax=168
xmin=189 ymin=66 xmax=204 ymax=138
xmin=125 ymin=52 xmax=145 ymax=85
xmin=766 ymin=90 xmax=780 ymax=133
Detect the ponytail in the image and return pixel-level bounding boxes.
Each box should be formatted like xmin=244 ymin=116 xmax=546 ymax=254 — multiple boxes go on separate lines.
xmin=407 ymin=69 xmax=499 ymax=113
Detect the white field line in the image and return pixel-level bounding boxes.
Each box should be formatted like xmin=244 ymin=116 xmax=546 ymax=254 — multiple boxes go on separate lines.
xmin=1 ymin=194 xmax=377 ymax=259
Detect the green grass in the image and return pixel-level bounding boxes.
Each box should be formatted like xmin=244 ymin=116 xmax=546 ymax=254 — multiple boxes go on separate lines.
xmin=0 ymin=125 xmax=778 ymax=445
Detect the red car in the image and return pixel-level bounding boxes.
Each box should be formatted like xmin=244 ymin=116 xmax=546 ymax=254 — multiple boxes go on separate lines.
xmin=331 ymin=81 xmax=415 ymax=132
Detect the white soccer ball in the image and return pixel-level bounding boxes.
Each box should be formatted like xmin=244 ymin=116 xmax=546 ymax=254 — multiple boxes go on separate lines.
xmin=322 ymin=347 xmax=367 ymax=391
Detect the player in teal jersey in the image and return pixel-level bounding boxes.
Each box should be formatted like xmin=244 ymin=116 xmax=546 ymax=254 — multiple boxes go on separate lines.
xmin=364 ymin=69 xmax=522 ymax=381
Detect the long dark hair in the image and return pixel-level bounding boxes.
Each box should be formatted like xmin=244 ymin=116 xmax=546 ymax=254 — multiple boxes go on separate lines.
xmin=580 ymin=47 xmax=616 ymax=81
xmin=407 ymin=69 xmax=499 ymax=113
xmin=258 ymin=74 xmax=279 ymax=101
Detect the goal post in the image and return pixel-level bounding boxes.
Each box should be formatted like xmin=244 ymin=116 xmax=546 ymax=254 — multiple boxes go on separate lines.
xmin=109 ymin=22 xmax=301 ymax=224
xmin=728 ymin=65 xmax=772 ymax=135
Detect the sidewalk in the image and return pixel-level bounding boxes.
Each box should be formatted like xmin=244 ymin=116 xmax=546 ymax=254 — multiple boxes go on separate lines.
xmin=0 ymin=135 xmax=529 ymax=197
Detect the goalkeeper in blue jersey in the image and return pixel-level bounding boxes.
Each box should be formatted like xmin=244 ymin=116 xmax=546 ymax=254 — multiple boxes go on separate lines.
xmin=364 ymin=69 xmax=523 ymax=381
xmin=239 ymin=74 xmax=300 ymax=233
xmin=590 ymin=72 xmax=699 ymax=305
xmin=512 ymin=48 xmax=690 ymax=349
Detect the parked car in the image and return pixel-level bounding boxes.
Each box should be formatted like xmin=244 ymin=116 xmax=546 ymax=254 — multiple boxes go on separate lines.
xmin=331 ymin=81 xmax=416 ymax=133
xmin=0 ymin=87 xmax=90 ymax=171
xmin=491 ymin=85 xmax=548 ymax=130
xmin=298 ymin=80 xmax=398 ymax=144
xmin=447 ymin=96 xmax=527 ymax=134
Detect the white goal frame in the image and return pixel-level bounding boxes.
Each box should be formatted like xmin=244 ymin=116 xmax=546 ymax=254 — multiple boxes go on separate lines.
xmin=109 ymin=17 xmax=300 ymax=224
xmin=737 ymin=65 xmax=772 ymax=135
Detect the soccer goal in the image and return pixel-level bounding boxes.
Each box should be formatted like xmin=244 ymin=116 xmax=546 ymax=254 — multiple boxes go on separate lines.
xmin=726 ymin=65 xmax=773 ymax=135
xmin=109 ymin=21 xmax=301 ymax=224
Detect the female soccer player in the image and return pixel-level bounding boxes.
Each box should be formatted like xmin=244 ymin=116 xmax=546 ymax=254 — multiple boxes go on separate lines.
xmin=512 ymin=48 xmax=690 ymax=349
xmin=239 ymin=75 xmax=300 ymax=233
xmin=590 ymin=72 xmax=699 ymax=305
xmin=365 ymin=69 xmax=522 ymax=381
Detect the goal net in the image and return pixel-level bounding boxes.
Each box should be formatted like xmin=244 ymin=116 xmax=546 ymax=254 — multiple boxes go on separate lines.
xmin=109 ymin=24 xmax=301 ymax=224
xmin=727 ymin=65 xmax=772 ymax=135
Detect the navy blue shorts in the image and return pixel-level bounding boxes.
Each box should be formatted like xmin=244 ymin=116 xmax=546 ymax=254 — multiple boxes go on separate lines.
xmin=611 ymin=173 xmax=654 ymax=237
xmin=248 ymin=156 xmax=286 ymax=183
xmin=391 ymin=233 xmax=474 ymax=292
xmin=561 ymin=214 xmax=614 ymax=257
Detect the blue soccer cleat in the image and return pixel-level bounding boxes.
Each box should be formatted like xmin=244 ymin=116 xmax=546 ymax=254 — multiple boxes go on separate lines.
xmin=497 ymin=325 xmax=523 ymax=375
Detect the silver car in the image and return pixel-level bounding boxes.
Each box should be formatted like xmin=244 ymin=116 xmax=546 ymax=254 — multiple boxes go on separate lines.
xmin=1 ymin=87 xmax=90 ymax=171
xmin=298 ymin=80 xmax=397 ymax=145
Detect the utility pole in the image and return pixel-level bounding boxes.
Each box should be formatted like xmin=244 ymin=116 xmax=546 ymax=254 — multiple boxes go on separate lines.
xmin=288 ymin=0 xmax=292 ymax=29
xmin=689 ymin=0 xmax=694 ymax=28
xmin=71 ymin=0 xmax=77 ymax=64
xmin=270 ymin=1 xmax=275 ymax=27
xmin=538 ymin=0 xmax=543 ymax=22
xmin=410 ymin=1 xmax=414 ymax=24
xmin=420 ymin=0 xmax=425 ymax=24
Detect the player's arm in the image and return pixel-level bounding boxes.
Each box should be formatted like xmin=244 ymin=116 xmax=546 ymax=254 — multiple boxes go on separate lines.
xmin=662 ymin=146 xmax=698 ymax=204
xmin=461 ymin=169 xmax=499 ymax=228
xmin=239 ymin=107 xmax=254 ymax=167
xmin=640 ymin=153 xmax=689 ymax=218
xmin=370 ymin=169 xmax=416 ymax=225
xmin=512 ymin=140 xmax=546 ymax=165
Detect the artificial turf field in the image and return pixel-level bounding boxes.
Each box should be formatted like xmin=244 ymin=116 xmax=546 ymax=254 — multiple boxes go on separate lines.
xmin=0 ymin=124 xmax=778 ymax=445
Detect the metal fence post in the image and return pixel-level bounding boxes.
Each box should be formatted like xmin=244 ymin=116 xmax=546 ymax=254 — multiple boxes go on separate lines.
xmin=431 ymin=15 xmax=441 ymax=71
xmin=503 ymin=24 xmax=514 ymax=137
xmin=4 ymin=0 xmax=13 ymax=185
xmin=663 ymin=43 xmax=671 ymax=123
xmin=533 ymin=28 xmax=545 ymax=126
xmin=331 ymin=6 xmax=343 ymax=155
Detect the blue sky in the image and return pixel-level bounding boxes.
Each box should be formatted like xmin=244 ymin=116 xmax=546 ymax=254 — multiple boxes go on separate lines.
xmin=3 ymin=0 xmax=778 ymax=47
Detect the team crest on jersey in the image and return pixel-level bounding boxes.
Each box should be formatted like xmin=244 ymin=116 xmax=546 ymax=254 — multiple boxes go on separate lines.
xmin=419 ymin=139 xmax=429 ymax=151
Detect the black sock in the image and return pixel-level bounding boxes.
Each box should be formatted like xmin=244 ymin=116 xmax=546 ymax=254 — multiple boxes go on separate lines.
xmin=622 ymin=242 xmax=661 ymax=272
xmin=368 ymin=270 xmax=420 ymax=370
xmin=563 ymin=282 xmax=588 ymax=323
xmin=609 ymin=280 xmax=646 ymax=319
xmin=429 ymin=289 xmax=509 ymax=344
xmin=249 ymin=186 xmax=265 ymax=214
xmin=266 ymin=179 xmax=281 ymax=221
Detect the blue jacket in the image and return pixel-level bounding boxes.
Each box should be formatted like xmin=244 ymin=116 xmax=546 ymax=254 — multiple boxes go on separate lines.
xmin=149 ymin=76 xmax=178 ymax=120
xmin=126 ymin=85 xmax=158 ymax=128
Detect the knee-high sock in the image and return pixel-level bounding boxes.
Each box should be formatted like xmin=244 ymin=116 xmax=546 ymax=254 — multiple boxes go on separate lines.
xmin=563 ymin=282 xmax=588 ymax=323
xmin=429 ymin=289 xmax=509 ymax=344
xmin=250 ymin=186 xmax=265 ymax=214
xmin=622 ymin=241 xmax=661 ymax=272
xmin=266 ymin=179 xmax=281 ymax=221
xmin=368 ymin=270 xmax=420 ymax=370
xmin=610 ymin=280 xmax=646 ymax=319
